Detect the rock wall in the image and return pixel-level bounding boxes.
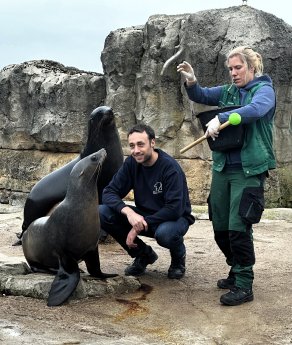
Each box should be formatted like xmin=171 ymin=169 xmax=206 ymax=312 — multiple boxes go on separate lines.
xmin=0 ymin=6 xmax=291 ymax=207
xmin=101 ymin=6 xmax=292 ymax=207
xmin=0 ymin=60 xmax=105 ymax=205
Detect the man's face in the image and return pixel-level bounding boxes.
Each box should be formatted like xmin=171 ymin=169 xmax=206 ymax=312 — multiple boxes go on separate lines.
xmin=228 ymin=55 xmax=255 ymax=87
xmin=128 ymin=131 xmax=155 ymax=166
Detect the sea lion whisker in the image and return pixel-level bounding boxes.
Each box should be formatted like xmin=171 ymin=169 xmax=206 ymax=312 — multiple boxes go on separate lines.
xmin=86 ymin=163 xmax=102 ymax=186
xmin=89 ymin=117 xmax=113 ymax=142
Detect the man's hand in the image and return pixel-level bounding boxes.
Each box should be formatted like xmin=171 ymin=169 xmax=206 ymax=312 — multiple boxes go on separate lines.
xmin=121 ymin=206 xmax=148 ymax=233
xmin=205 ymin=116 xmax=221 ymax=141
xmin=177 ymin=61 xmax=197 ymax=85
xmin=126 ymin=228 xmax=138 ymax=248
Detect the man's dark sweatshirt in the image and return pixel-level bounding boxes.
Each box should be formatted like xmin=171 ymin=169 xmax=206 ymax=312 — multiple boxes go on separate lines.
xmin=102 ymin=149 xmax=195 ymax=228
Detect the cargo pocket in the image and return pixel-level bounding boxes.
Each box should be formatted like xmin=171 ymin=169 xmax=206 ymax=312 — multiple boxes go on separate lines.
xmin=239 ymin=187 xmax=265 ymax=224
xmin=207 ymin=194 xmax=212 ymax=221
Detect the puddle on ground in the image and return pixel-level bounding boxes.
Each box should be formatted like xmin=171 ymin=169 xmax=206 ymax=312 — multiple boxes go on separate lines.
xmin=114 ymin=283 xmax=153 ymax=321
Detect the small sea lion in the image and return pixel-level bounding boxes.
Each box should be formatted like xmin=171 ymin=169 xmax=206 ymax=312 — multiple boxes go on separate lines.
xmin=22 ymin=149 xmax=117 ymax=306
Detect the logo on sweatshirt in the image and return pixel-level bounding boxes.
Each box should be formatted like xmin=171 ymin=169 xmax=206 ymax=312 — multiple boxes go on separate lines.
xmin=153 ymin=182 xmax=162 ymax=194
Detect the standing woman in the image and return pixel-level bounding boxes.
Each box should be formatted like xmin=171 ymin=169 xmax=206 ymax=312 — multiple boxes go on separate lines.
xmin=177 ymin=46 xmax=276 ymax=306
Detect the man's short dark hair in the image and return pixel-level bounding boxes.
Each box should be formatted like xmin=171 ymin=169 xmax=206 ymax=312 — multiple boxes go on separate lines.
xmin=127 ymin=123 xmax=155 ymax=140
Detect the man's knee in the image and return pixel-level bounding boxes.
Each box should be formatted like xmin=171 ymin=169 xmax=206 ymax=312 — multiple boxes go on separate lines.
xmin=155 ymin=222 xmax=183 ymax=248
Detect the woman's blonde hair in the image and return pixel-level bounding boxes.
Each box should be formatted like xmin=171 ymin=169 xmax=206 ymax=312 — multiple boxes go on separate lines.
xmin=226 ymin=46 xmax=264 ymax=77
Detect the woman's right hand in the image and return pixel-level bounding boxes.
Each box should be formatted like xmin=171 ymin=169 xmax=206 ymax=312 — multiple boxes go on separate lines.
xmin=177 ymin=61 xmax=197 ymax=85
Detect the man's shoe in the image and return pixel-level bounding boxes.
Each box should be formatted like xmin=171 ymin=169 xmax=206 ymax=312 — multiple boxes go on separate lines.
xmin=168 ymin=255 xmax=186 ymax=279
xmin=125 ymin=247 xmax=158 ymax=276
xmin=217 ymin=276 xmax=235 ymax=289
xmin=220 ymin=286 xmax=254 ymax=306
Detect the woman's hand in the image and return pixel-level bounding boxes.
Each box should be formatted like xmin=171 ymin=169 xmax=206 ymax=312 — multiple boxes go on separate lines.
xmin=205 ymin=116 xmax=221 ymax=140
xmin=177 ymin=61 xmax=197 ymax=85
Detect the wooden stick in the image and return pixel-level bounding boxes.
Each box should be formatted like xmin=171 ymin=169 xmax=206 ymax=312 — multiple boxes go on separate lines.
xmin=180 ymin=121 xmax=230 ymax=154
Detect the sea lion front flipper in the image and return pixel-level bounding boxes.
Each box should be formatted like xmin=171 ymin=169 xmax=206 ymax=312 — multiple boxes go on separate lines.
xmin=12 ymin=238 xmax=22 ymax=246
xmin=12 ymin=232 xmax=23 ymax=246
xmin=84 ymin=248 xmax=118 ymax=279
xmin=47 ymin=257 xmax=80 ymax=307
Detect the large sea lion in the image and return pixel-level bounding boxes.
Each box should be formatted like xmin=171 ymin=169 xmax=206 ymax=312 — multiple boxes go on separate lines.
xmin=16 ymin=106 xmax=123 ymax=243
xmin=22 ymin=149 xmax=117 ymax=307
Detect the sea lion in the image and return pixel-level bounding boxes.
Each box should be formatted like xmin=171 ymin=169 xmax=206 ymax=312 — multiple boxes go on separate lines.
xmin=15 ymin=106 xmax=123 ymax=244
xmin=22 ymin=149 xmax=117 ymax=307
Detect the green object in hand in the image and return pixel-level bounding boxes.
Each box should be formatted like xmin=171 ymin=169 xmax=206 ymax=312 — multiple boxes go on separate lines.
xmin=229 ymin=112 xmax=241 ymax=125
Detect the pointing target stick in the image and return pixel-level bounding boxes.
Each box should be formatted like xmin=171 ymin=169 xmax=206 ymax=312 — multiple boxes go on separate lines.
xmin=180 ymin=113 xmax=241 ymax=154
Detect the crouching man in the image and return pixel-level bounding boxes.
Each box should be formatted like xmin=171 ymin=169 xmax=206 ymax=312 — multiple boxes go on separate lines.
xmin=99 ymin=123 xmax=195 ymax=279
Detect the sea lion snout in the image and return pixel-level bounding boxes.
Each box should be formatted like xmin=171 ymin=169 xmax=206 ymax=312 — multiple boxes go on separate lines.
xmin=89 ymin=106 xmax=114 ymax=122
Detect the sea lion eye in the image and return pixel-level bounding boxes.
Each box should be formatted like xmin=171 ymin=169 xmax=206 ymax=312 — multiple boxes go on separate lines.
xmin=79 ymin=170 xmax=84 ymax=177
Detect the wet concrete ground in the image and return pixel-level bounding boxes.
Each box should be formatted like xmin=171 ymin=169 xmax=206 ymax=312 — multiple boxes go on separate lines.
xmin=0 ymin=206 xmax=292 ymax=344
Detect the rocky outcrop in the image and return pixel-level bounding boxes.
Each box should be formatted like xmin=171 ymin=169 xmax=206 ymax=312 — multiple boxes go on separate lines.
xmin=0 ymin=6 xmax=291 ymax=207
xmin=0 ymin=60 xmax=106 ymax=152
xmin=0 ymin=60 xmax=105 ymax=205
xmin=101 ymin=6 xmax=292 ymax=206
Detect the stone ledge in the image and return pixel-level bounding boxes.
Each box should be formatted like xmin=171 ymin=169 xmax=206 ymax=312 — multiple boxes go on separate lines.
xmin=0 ymin=255 xmax=141 ymax=302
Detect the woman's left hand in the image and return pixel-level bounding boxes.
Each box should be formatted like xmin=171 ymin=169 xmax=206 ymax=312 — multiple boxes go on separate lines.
xmin=205 ymin=115 xmax=220 ymax=140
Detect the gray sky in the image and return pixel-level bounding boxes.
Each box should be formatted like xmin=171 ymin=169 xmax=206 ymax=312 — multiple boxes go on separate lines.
xmin=1 ymin=0 xmax=291 ymax=73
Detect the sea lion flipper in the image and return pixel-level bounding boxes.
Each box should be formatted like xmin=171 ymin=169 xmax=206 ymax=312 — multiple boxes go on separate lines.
xmin=84 ymin=248 xmax=118 ymax=279
xmin=11 ymin=232 xmax=23 ymax=246
xmin=47 ymin=257 xmax=80 ymax=307
xmin=12 ymin=238 xmax=22 ymax=246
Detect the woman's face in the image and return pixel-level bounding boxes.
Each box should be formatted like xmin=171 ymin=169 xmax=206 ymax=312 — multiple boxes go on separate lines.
xmin=227 ymin=55 xmax=255 ymax=87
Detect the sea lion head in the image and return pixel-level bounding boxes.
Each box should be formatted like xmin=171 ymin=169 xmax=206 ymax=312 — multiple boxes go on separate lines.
xmin=81 ymin=106 xmax=116 ymax=158
xmin=70 ymin=148 xmax=107 ymax=187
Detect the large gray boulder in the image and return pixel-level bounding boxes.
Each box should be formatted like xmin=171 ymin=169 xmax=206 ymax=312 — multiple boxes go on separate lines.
xmin=0 ymin=60 xmax=105 ymax=152
xmin=101 ymin=6 xmax=292 ymax=206
xmin=0 ymin=60 xmax=105 ymax=205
